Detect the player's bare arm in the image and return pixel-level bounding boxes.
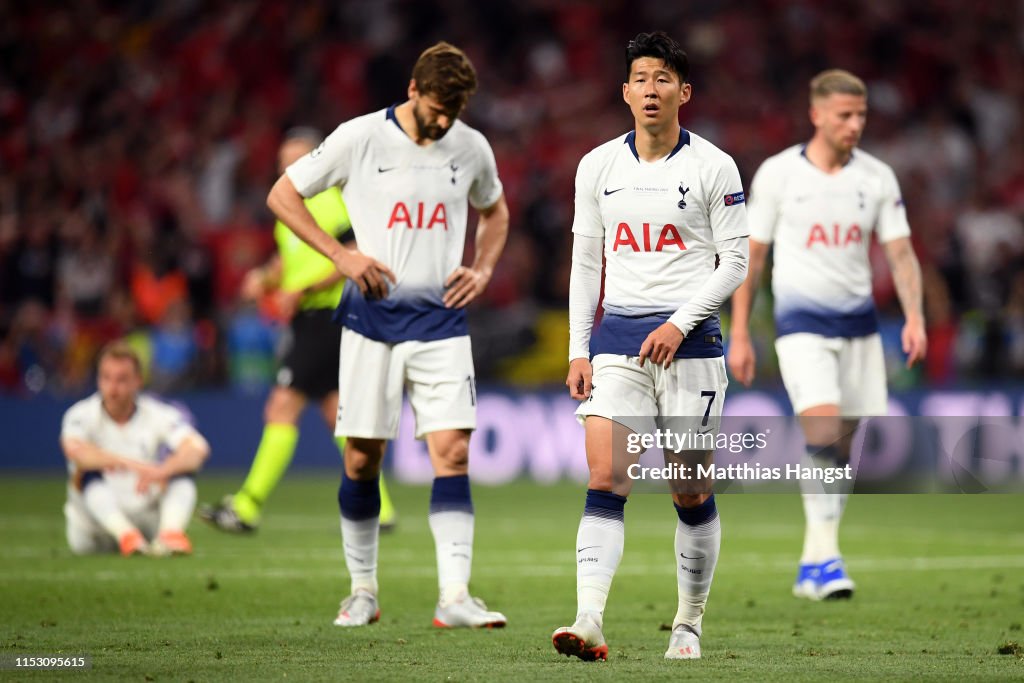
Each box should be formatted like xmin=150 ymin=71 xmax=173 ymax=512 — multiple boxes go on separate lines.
xmin=443 ymin=194 xmax=510 ymax=308
xmin=726 ymin=238 xmax=771 ymax=386
xmin=566 ymin=357 xmax=593 ymax=400
xmin=268 ymin=174 xmax=395 ymax=300
xmin=136 ymin=434 xmax=210 ymax=492
xmin=61 ymin=437 xmax=154 ymax=474
xmin=883 ymin=236 xmax=927 ymax=368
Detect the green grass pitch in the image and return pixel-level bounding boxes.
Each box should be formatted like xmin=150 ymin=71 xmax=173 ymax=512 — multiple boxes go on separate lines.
xmin=1 ymin=474 xmax=1023 ymax=681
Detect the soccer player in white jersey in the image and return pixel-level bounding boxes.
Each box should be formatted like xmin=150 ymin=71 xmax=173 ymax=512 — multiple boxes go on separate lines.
xmin=60 ymin=342 xmax=210 ymax=557
xmin=552 ymin=32 xmax=750 ymax=661
xmin=728 ymin=70 xmax=927 ymax=600
xmin=266 ymin=42 xmax=510 ymax=629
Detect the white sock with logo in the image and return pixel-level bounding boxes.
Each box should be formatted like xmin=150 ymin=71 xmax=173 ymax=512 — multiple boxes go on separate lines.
xmin=673 ymin=497 xmax=721 ymax=636
xmin=340 ymin=516 xmax=379 ymax=595
xmin=430 ymin=475 xmax=475 ymax=606
xmin=338 ymin=474 xmax=380 ymax=595
xmin=575 ymin=490 xmax=626 ymax=626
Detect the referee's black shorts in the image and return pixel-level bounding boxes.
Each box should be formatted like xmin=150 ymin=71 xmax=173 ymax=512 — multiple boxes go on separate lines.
xmin=276 ymin=308 xmax=341 ymax=400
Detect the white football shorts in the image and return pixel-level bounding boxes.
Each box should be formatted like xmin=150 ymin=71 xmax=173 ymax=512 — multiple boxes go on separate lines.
xmin=774 ymin=332 xmax=888 ymax=416
xmin=576 ymin=353 xmax=728 ymax=438
xmin=336 ymin=329 xmax=476 ymax=440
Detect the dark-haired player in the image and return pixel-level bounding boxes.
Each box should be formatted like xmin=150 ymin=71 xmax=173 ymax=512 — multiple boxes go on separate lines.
xmin=267 ymin=42 xmax=510 ymax=629
xmin=553 ymin=31 xmax=749 ymax=661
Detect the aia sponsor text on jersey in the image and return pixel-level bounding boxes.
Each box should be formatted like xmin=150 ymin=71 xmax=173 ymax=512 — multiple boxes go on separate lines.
xmin=612 ymin=222 xmax=687 ymax=252
xmin=806 ymin=223 xmax=862 ymax=248
xmin=387 ymin=202 xmax=449 ymax=230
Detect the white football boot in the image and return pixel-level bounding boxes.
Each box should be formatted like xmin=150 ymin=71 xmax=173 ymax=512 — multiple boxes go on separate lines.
xmin=552 ymin=613 xmax=608 ymax=661
xmin=433 ymin=594 xmax=506 ymax=628
xmin=664 ymin=624 xmax=701 ymax=660
xmin=333 ymin=590 xmax=380 ymax=627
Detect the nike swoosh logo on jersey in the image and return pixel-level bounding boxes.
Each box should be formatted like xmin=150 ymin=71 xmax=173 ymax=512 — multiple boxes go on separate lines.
xmin=603 ymin=187 xmax=625 ymax=196
xmin=378 ymin=166 xmax=396 ymax=173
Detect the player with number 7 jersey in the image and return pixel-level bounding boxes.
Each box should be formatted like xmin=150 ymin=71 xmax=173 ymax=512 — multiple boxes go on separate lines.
xmin=554 ymin=31 xmax=749 ymax=663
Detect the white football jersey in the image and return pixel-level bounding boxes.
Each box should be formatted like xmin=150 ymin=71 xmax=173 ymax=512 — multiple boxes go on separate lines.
xmin=572 ymin=128 xmax=748 ymax=358
xmin=61 ymin=393 xmax=198 ymax=498
xmin=286 ymin=107 xmax=503 ymax=343
xmin=747 ymin=145 xmax=910 ymax=338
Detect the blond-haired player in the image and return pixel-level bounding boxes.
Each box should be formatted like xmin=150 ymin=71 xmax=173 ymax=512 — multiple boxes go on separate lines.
xmin=61 ymin=342 xmax=210 ymax=556
xmin=728 ymin=69 xmax=927 ymax=600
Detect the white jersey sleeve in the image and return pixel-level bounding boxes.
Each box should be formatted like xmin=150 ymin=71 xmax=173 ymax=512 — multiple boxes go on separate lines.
xmin=570 ymin=153 xmax=603 ymax=237
xmin=61 ymin=400 xmax=93 ymax=443
xmin=876 ymin=165 xmax=911 ymax=243
xmin=747 ymin=158 xmax=782 ymax=244
xmin=285 ymin=120 xmax=362 ymax=199
xmin=568 ymin=233 xmax=603 ymax=360
xmin=707 ymin=154 xmax=750 ymax=243
xmin=468 ymin=132 xmax=504 ymax=210
xmin=145 ymin=398 xmax=199 ymax=452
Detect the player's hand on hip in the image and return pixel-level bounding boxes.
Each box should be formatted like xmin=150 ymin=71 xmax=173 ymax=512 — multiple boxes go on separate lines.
xmin=335 ymin=249 xmax=396 ymax=301
xmin=902 ymin=316 xmax=928 ymax=368
xmin=726 ymin=333 xmax=757 ymax=387
xmin=566 ymin=357 xmax=593 ymax=400
xmin=443 ymin=266 xmax=490 ymax=308
xmin=638 ymin=322 xmax=684 ymax=369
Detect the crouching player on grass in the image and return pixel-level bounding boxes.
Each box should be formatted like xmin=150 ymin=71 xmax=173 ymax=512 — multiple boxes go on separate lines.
xmin=60 ymin=341 xmax=210 ymax=557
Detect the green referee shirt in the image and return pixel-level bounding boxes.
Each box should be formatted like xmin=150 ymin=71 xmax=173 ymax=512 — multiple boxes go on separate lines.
xmin=274 ymin=186 xmax=351 ymax=311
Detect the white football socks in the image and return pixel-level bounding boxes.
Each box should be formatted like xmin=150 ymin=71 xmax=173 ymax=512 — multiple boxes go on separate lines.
xmin=82 ymin=479 xmax=135 ymax=539
xmin=799 ymin=444 xmax=851 ymax=564
xmin=575 ymin=496 xmax=626 ymax=626
xmin=800 ymin=492 xmax=848 ymax=563
xmin=429 ymin=510 xmax=474 ymax=606
xmin=673 ymin=508 xmax=721 ymax=635
xmin=158 ymin=476 xmax=197 ymax=533
xmin=340 ymin=516 xmax=380 ymax=595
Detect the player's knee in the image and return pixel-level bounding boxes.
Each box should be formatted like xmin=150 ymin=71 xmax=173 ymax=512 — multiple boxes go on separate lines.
xmin=437 ymin=440 xmax=469 ymax=472
xmin=345 ymin=438 xmax=385 ymax=478
xmin=587 ymin=467 xmax=615 ymax=492
xmin=264 ymin=388 xmax=304 ymax=424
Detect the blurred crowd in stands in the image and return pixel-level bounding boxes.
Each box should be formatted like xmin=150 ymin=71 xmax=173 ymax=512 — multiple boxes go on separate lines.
xmin=1 ymin=0 xmax=1022 ymax=397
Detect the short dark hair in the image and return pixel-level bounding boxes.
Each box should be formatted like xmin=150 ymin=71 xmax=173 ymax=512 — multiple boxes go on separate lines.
xmin=625 ymin=31 xmax=689 ymax=83
xmin=411 ymin=42 xmax=478 ymax=113
xmin=283 ymin=126 xmax=323 ymax=147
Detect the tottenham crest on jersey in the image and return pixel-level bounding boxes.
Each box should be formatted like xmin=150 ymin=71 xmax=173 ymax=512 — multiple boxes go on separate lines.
xmin=677 ymin=184 xmax=690 ymax=209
